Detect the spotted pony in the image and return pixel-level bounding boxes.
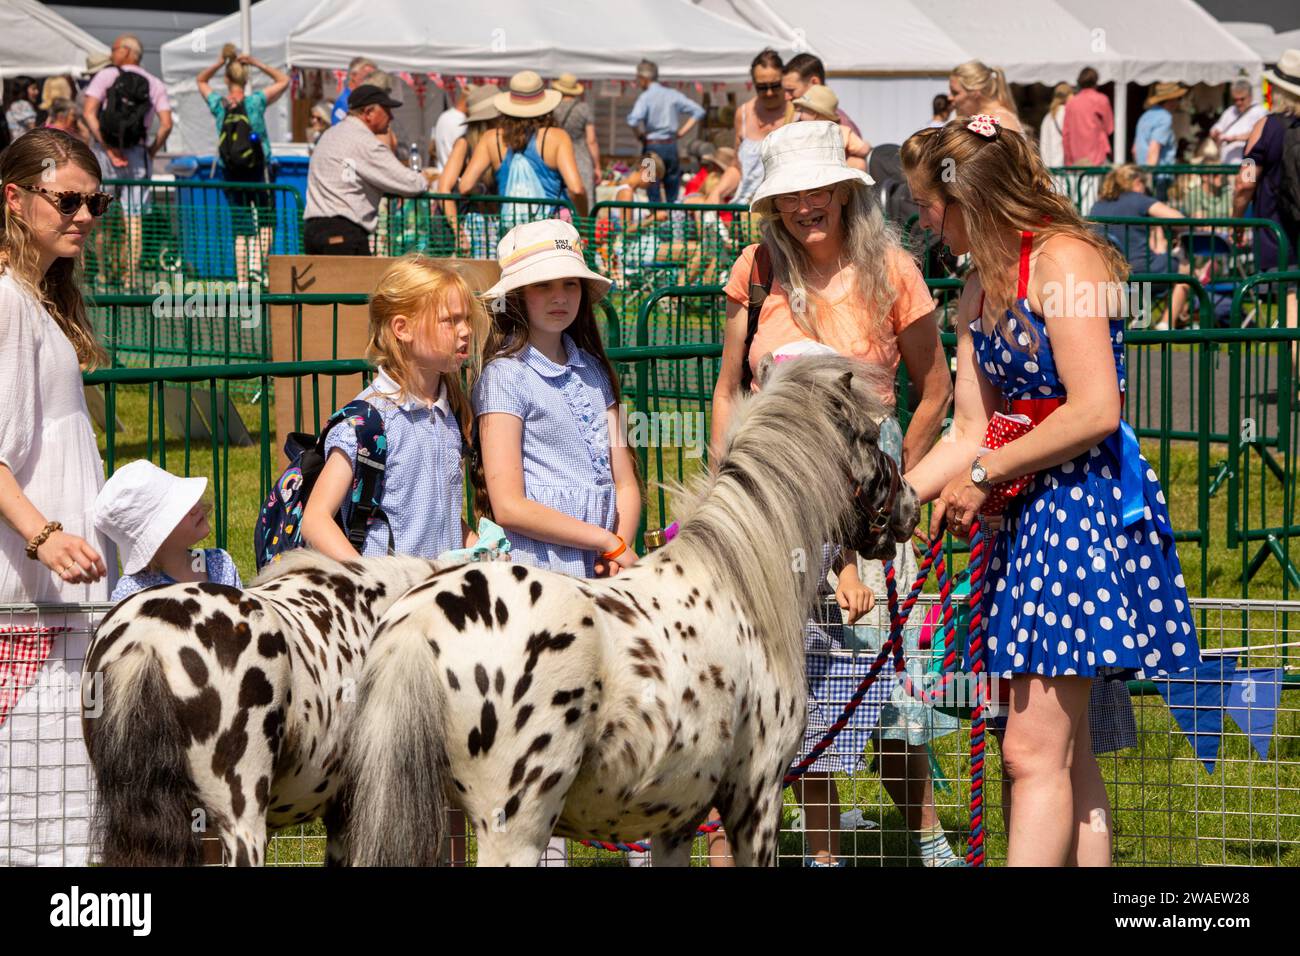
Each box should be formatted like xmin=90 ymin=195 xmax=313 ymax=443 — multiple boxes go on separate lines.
xmin=337 ymin=355 xmax=919 ymax=866
xmin=81 ymin=552 xmax=443 ymax=865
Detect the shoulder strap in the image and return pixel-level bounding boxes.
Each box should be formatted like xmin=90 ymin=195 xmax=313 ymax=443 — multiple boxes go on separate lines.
xmin=1017 ymin=230 xmax=1034 ymax=300
xmin=334 ymin=399 xmax=395 ymax=555
xmin=738 ymin=244 xmax=774 ymax=393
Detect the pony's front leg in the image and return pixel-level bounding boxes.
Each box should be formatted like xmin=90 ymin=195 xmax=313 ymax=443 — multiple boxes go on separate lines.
xmin=650 ymin=823 xmax=699 ymax=867
xmin=215 ymin=817 xmax=268 ymax=866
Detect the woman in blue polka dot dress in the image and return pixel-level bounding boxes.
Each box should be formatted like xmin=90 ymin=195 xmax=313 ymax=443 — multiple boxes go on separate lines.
xmin=899 ymin=116 xmax=1200 ymax=866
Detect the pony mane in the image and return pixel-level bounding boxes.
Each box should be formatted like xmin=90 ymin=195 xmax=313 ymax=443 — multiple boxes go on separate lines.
xmin=665 ymin=355 xmax=892 ymax=684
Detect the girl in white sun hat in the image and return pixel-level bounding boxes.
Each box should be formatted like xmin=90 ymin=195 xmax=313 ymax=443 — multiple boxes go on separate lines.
xmin=471 ymin=218 xmax=641 ymax=867
xmin=94 ymin=460 xmax=241 ymax=603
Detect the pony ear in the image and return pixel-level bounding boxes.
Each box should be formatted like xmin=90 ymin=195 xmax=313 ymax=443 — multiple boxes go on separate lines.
xmin=838 ymin=371 xmax=854 ymax=398
xmin=756 ymin=353 xmax=776 ymax=389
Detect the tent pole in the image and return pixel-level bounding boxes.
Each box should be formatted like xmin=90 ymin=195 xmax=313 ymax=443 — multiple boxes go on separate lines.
xmin=1113 ymin=74 xmax=1128 ymax=163
xmin=240 ymin=0 xmax=251 ymax=55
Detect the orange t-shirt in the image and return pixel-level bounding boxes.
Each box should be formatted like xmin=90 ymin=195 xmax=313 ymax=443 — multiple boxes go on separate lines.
xmin=724 ymin=243 xmax=936 ymax=403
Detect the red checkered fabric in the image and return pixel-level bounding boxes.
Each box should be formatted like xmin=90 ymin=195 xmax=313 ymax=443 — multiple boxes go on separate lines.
xmin=979 ymin=412 xmax=1036 ymax=516
xmin=0 ymin=625 xmax=67 ymax=728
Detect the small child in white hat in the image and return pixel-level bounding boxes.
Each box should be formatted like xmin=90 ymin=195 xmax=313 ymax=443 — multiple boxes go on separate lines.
xmin=93 ymin=460 xmax=242 ymax=603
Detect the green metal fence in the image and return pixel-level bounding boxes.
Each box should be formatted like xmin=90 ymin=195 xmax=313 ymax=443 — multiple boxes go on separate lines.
xmin=1050 ymin=164 xmax=1241 ymax=218
xmin=87 ymin=178 xmax=304 ymax=293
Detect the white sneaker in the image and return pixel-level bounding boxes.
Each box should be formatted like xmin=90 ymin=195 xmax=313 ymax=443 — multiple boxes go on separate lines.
xmin=839 ymin=808 xmax=880 ymax=831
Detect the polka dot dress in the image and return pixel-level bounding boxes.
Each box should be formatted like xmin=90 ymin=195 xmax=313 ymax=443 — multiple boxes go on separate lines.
xmin=970 ymin=304 xmax=1201 ymax=679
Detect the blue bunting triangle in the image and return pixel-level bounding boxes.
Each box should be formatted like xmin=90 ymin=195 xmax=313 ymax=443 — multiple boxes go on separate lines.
xmin=1224 ymin=667 xmax=1284 ymax=761
xmin=1155 ymin=658 xmax=1236 ymax=773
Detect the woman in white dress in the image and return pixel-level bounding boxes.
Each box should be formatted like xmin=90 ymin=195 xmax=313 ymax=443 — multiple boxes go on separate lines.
xmin=0 ymin=128 xmax=116 ymax=865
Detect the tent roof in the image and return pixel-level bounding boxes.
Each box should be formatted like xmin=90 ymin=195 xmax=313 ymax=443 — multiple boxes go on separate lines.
xmin=696 ymin=0 xmax=1259 ymax=85
xmin=0 ymin=0 xmax=108 ymax=79
xmin=1222 ymin=21 xmax=1300 ymax=63
xmin=285 ymin=0 xmax=791 ymax=80
xmin=160 ymin=0 xmax=328 ymax=84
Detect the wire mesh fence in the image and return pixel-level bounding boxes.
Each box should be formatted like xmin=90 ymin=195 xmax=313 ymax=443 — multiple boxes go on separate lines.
xmin=5 ymin=594 xmax=1290 ymax=866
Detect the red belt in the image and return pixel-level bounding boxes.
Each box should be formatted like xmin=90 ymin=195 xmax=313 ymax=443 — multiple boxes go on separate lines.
xmin=1009 ymin=396 xmax=1065 ymax=425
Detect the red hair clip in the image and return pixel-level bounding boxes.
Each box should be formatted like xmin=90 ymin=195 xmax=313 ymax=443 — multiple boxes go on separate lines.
xmin=966 ymin=114 xmax=1000 ymax=139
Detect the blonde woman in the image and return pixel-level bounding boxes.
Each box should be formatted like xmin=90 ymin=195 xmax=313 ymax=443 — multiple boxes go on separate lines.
xmin=0 ymin=129 xmax=117 ymax=865
xmin=900 ymin=116 xmax=1200 ymax=866
xmin=712 ymin=121 xmax=953 ymax=866
xmin=197 ymin=43 xmax=290 ymax=283
xmin=948 ymin=60 xmax=1021 ymax=132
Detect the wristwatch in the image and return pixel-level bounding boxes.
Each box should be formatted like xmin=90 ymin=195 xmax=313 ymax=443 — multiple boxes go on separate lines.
xmin=970 ymin=457 xmax=992 ymax=491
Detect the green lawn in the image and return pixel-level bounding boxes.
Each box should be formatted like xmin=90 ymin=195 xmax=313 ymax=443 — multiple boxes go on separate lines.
xmin=90 ymin=383 xmax=1299 ymax=867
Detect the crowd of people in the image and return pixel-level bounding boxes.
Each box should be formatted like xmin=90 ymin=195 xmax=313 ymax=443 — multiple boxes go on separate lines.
xmin=4 ymin=31 xmax=1300 ymax=869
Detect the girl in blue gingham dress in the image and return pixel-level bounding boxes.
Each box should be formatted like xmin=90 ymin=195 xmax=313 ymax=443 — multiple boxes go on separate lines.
xmin=472 ymin=220 xmax=642 ymax=865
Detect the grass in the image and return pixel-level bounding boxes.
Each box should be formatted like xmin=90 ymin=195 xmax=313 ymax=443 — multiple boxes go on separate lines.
xmin=88 ymin=377 xmax=1299 ymax=867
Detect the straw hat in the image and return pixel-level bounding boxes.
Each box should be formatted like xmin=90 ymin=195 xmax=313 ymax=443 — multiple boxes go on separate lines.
xmin=494 ymin=70 xmax=562 ymax=118
xmin=792 ymin=85 xmax=839 ymax=122
xmin=749 ymin=121 xmax=873 ymax=210
xmin=466 ymin=84 xmax=500 ymax=122
xmin=1144 ymin=81 xmax=1189 ymax=108
xmin=551 ymin=73 xmax=584 ymax=97
xmin=1264 ymin=49 xmax=1300 ymax=100
xmin=705 ymin=146 xmax=737 ymax=171
xmin=85 ymin=52 xmax=111 ymax=75
xmin=93 ymin=460 xmax=208 ymax=575
xmin=483 ymin=219 xmax=611 ymax=304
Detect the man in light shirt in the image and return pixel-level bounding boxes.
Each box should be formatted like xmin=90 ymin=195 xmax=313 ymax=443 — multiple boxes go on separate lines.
xmin=1210 ymin=79 xmax=1268 ymax=165
xmin=626 ymin=59 xmax=705 ymax=203
xmin=430 ymin=83 xmax=470 ymax=175
xmin=304 ymin=85 xmax=437 ymax=255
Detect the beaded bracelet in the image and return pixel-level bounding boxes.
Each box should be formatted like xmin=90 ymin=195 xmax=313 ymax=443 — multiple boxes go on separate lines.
xmin=601 ymin=535 xmax=627 ymax=561
xmin=25 ymin=520 xmax=62 ymax=560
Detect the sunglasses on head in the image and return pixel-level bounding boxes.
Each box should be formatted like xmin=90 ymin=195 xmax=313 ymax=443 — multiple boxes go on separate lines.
xmin=17 ymin=183 xmax=114 ymax=217
xmin=754 ymin=82 xmax=782 ymax=93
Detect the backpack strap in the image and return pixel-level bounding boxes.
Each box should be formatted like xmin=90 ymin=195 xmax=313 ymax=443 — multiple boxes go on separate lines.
xmin=738 ymin=244 xmax=773 ymax=393
xmin=321 ymin=400 xmax=395 ymax=556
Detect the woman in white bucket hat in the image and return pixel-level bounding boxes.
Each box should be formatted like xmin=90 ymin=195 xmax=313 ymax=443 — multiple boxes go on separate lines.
xmin=710 ymin=119 xmax=957 ymax=867
xmin=471 ymin=218 xmax=637 ymax=868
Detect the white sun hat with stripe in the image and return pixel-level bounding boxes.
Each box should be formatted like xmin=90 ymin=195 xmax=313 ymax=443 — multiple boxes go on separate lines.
xmin=483 ymin=219 xmax=612 ymax=303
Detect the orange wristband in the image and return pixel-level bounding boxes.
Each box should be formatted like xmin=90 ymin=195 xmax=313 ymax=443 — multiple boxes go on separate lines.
xmin=601 ymin=536 xmax=627 ymax=561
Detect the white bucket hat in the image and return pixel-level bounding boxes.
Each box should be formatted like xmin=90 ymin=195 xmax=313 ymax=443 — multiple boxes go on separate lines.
xmin=1264 ymin=49 xmax=1300 ymax=100
xmin=483 ymin=219 xmax=612 ymax=303
xmin=93 ymin=460 xmax=208 ymax=575
xmin=749 ymin=121 xmax=873 ymax=210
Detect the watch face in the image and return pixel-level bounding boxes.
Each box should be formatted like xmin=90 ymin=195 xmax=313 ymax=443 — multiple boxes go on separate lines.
xmin=972 ymin=463 xmax=987 ymax=484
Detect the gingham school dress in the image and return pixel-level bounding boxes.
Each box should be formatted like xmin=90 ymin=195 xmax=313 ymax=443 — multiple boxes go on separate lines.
xmin=110 ymin=548 xmax=242 ymax=603
xmin=472 ymin=336 xmax=618 ymax=578
xmin=797 ymin=418 xmax=904 ymax=775
xmin=325 ymin=368 xmax=465 ymax=559
xmin=971 ymin=233 xmax=1201 ymax=680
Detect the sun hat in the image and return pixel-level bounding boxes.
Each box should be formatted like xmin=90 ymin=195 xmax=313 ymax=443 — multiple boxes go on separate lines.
xmin=551 ymin=73 xmax=584 ymax=97
xmin=84 ymin=52 xmax=111 ymax=75
xmin=1264 ymin=49 xmax=1300 ymax=100
xmin=792 ymin=85 xmax=840 ymax=122
xmin=494 ymin=70 xmax=562 ymax=119
xmin=749 ymin=121 xmax=873 ymax=210
xmin=482 ymin=219 xmax=612 ymax=304
xmin=466 ymin=84 xmax=500 ymax=122
xmin=705 ymin=146 xmax=737 ymax=171
xmin=1144 ymin=81 xmax=1189 ymax=108
xmin=93 ymin=460 xmax=208 ymax=575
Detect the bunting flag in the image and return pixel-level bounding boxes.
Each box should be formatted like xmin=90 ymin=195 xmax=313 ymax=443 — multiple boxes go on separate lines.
xmin=333 ymin=69 xmax=346 ymax=94
xmin=1155 ymin=657 xmax=1236 ymax=773
xmin=1224 ymin=667 xmax=1285 ymax=761
xmin=427 ymin=72 xmax=444 ymax=89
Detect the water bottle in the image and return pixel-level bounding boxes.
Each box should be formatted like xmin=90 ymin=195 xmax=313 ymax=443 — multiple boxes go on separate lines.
xmin=408 ymin=142 xmax=420 ymax=171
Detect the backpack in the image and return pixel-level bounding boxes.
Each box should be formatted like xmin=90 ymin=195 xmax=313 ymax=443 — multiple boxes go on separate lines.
xmin=254 ymin=400 xmax=392 ymax=569
xmin=218 ymin=97 xmax=264 ymax=178
xmin=99 ymin=69 xmax=151 ymax=150
xmin=739 ymin=244 xmax=774 ymax=394
xmin=1278 ymin=117 xmax=1300 ymax=226
xmin=499 ymin=132 xmax=555 ymax=231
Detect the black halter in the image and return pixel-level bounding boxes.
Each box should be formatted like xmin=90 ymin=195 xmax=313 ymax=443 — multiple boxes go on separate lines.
xmin=853 ymin=450 xmax=902 ymax=535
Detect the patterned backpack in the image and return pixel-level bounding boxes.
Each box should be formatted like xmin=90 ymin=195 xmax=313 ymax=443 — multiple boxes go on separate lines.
xmin=254 ymin=400 xmax=392 ymax=569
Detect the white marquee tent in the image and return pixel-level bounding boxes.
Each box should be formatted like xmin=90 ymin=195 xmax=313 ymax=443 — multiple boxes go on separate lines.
xmin=1223 ymin=21 xmax=1300 ymax=64
xmin=0 ymin=0 xmax=108 ymax=80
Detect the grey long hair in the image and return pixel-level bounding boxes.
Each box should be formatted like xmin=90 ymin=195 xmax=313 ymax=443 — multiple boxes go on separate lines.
xmin=666 ymin=354 xmax=894 ymax=685
xmin=754 ymin=179 xmax=901 ymax=339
